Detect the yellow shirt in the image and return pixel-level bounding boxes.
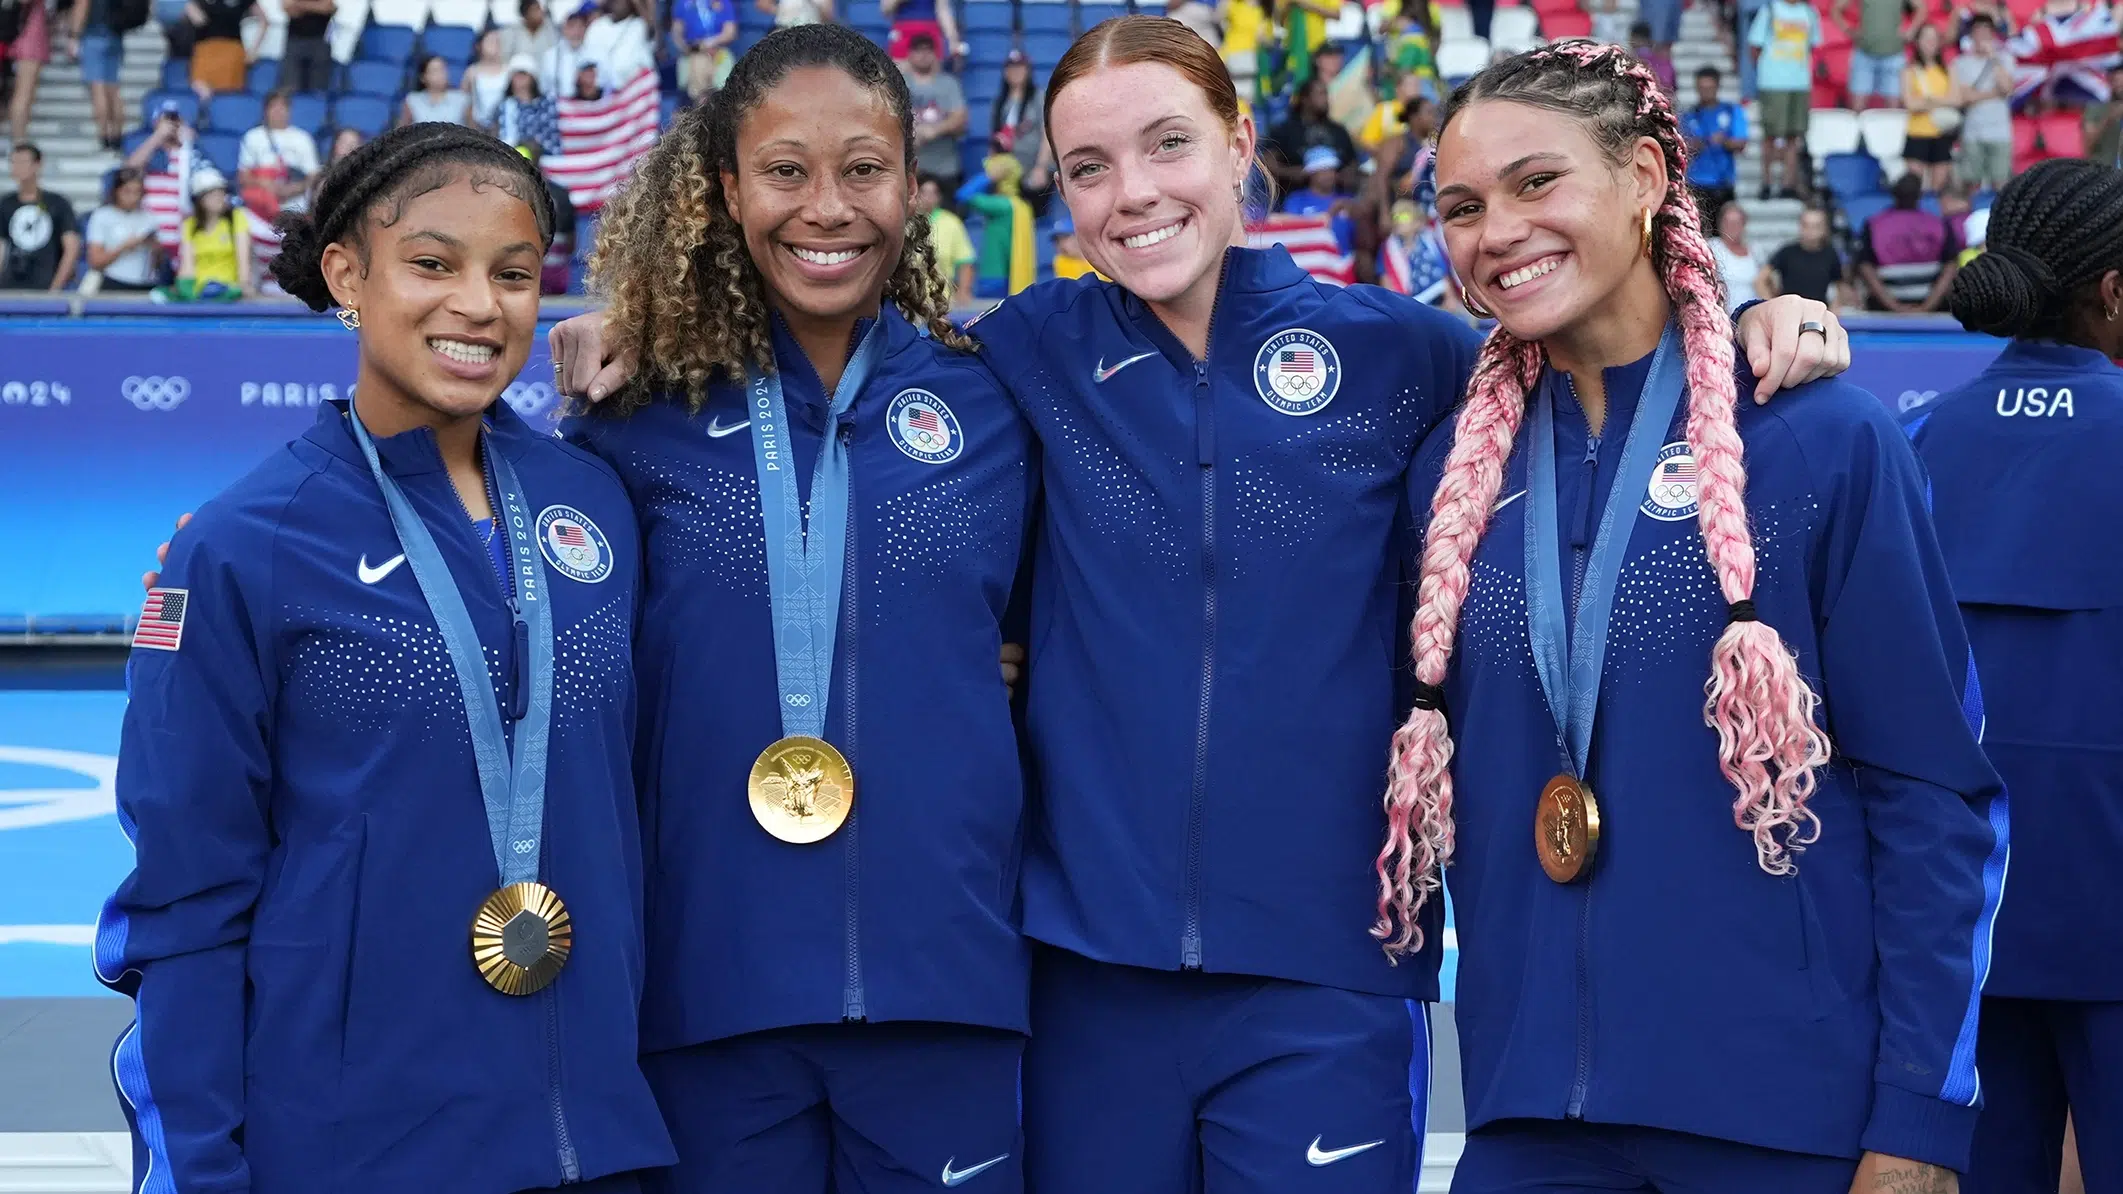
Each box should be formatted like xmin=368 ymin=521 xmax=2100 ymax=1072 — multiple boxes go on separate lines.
xmin=1359 ymin=100 xmax=1403 ymax=151
xmin=926 ymin=207 xmax=975 ymax=296
xmin=1906 ymin=63 xmax=1952 ymax=138
xmin=183 ymin=208 xmax=248 ymax=288
xmin=1220 ymin=0 xmax=1266 ymax=58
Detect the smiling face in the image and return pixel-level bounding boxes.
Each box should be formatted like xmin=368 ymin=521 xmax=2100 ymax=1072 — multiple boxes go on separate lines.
xmin=1049 ymin=59 xmax=1253 ymax=310
xmin=1434 ymin=98 xmax=1667 ymax=344
xmin=322 ymin=172 xmax=546 ymax=424
xmin=722 ymin=64 xmax=913 ymax=332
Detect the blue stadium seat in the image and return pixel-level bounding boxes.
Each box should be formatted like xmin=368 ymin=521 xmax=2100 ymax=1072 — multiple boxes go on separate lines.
xmin=1843 ymin=192 xmax=1893 ymax=235
xmin=206 ymin=91 xmax=264 ymax=132
xmin=344 ymin=60 xmax=406 ymax=97
xmin=1020 ymin=4 xmax=1071 ymax=32
xmin=967 ymin=30 xmax=1015 ymax=63
xmin=160 ymin=58 xmax=191 ymax=90
xmin=196 ymin=129 xmax=243 ymax=176
xmin=332 ymin=93 xmax=396 ymax=136
xmin=844 ymin=0 xmax=885 ymax=27
xmin=1971 ymin=189 xmax=1995 ymax=210
xmin=1022 ymin=29 xmax=1070 ymax=67
xmin=1078 ymin=3 xmax=1130 ymax=27
xmin=422 ymin=24 xmax=480 ymax=62
xmin=1820 ymin=151 xmax=1881 ymax=199
xmin=288 ymin=91 xmax=330 ymax=133
xmin=962 ymin=0 xmax=1016 ymax=31
xmin=247 ymin=59 xmax=281 ymax=94
xmin=140 ymin=89 xmax=200 ymax=127
xmin=660 ymin=91 xmax=684 ymax=128
xmin=446 ymin=56 xmax=471 ymax=85
xmin=359 ymin=23 xmax=419 ymax=64
xmin=966 ymin=102 xmax=993 ymax=143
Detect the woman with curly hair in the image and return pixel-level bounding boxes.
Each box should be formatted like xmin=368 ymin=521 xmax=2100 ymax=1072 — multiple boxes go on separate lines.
xmin=1389 ymin=40 xmax=2004 ymax=1191
xmin=564 ymin=23 xmax=1036 ymax=1194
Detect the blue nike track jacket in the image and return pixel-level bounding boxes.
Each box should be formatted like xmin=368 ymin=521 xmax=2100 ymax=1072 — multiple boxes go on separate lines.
xmin=95 ymin=400 xmax=674 ymax=1194
xmin=971 ymin=246 xmax=1483 ymax=1000
xmin=1904 ymin=339 xmax=2123 ymax=1002
xmin=566 ymin=306 xmax=1039 ymax=1051
xmin=1408 ymin=355 xmax=2007 ymax=1171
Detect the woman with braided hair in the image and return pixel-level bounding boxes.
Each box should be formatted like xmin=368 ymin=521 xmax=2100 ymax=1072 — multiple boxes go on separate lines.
xmin=1390 ymin=41 xmax=2005 ymax=1192
xmin=96 ymin=120 xmax=675 ymax=1194
xmin=1910 ymin=157 xmax=2123 ymax=1194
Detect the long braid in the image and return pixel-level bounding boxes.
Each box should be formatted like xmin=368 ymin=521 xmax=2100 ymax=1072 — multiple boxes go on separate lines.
xmin=1372 ymin=41 xmax=1831 ymax=955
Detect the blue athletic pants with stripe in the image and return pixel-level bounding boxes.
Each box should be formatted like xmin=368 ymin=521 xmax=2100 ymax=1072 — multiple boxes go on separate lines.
xmin=1966 ymin=996 xmax=2123 ymax=1194
xmin=1449 ymin=1120 xmax=1857 ymax=1194
xmin=1023 ymin=945 xmax=1430 ymax=1193
xmin=637 ymin=1022 xmax=1025 ymax=1193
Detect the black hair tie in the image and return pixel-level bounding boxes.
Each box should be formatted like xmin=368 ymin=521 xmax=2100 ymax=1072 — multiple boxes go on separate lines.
xmin=1412 ymin=682 xmax=1448 ymax=715
xmin=1727 ymin=599 xmax=1759 ymax=624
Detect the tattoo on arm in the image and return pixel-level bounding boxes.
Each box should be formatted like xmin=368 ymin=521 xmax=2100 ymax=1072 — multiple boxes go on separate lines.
xmin=1872 ymin=1165 xmax=1952 ymax=1194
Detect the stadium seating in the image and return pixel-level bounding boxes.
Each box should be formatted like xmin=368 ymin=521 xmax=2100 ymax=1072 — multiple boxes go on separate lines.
xmin=1489 ymin=6 xmax=1540 ymax=53
xmin=287 ymin=91 xmax=331 ymax=133
xmin=247 ymin=59 xmax=283 ymax=94
xmin=195 ymin=129 xmax=243 ymax=176
xmin=358 ymin=22 xmax=420 ymax=63
xmin=160 ymin=59 xmax=191 ymax=90
xmin=331 ymin=93 xmax=396 ymax=136
xmin=1842 ymin=192 xmax=1893 ymax=235
xmin=1820 ymin=151 xmax=1883 ymax=200
xmin=140 ymin=89 xmax=201 ymax=126
xmin=1436 ymin=37 xmax=1491 ymax=84
xmin=1805 ymin=107 xmax=1863 ymax=166
xmin=345 ymin=59 xmax=408 ymax=97
xmin=206 ymin=91 xmax=266 ymax=133
xmin=1438 ymin=4 xmax=1474 ymax=43
xmin=421 ymin=23 xmax=481 ymax=62
xmin=1858 ymin=108 xmax=1910 ymax=171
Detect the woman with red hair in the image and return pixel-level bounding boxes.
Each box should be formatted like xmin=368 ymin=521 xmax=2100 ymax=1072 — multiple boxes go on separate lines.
xmin=1385 ymin=40 xmax=2006 ymax=1193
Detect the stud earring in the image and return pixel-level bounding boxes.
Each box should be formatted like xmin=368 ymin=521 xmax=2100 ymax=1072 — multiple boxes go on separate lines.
xmin=336 ymin=307 xmax=361 ymax=331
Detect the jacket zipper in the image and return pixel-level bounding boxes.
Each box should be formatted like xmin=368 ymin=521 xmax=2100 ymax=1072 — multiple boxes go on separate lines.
xmin=839 ymin=426 xmax=867 ymax=1021
xmin=1564 ymin=391 xmax=1598 ymax=1120
xmin=1179 ymin=287 xmax=1223 ymax=971
xmin=448 ymin=442 xmax=578 ymax=1176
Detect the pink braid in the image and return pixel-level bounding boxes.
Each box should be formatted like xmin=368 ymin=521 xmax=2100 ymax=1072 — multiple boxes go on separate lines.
xmin=1372 ymin=42 xmax=1833 ymax=957
xmin=1373 ymin=333 xmax=1543 ymax=957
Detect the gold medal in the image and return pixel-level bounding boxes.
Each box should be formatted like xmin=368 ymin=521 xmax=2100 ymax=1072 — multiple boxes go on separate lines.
xmin=1535 ymin=774 xmax=1601 ymax=883
xmin=470 ymin=881 xmax=573 ymax=996
xmin=748 ymin=735 xmax=855 ymax=843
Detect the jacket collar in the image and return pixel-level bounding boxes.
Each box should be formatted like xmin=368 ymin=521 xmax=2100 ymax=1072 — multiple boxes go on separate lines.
xmin=306 ymin=393 xmax=539 ymax=477
xmin=1991 ymin=338 xmax=2121 ymax=376
xmin=1121 ymin=245 xmax=1314 ymax=367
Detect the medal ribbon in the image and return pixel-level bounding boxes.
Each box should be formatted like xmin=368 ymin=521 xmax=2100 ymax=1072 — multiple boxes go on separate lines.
xmin=1523 ymin=322 xmax=1687 ymax=776
xmin=348 ymin=407 xmax=556 ymax=888
xmin=744 ymin=321 xmax=886 ymax=740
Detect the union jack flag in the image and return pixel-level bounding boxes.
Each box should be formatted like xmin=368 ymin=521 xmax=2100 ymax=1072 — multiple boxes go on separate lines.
xmin=2008 ymin=6 xmax=2122 ymax=108
xmin=134 ymin=588 xmax=188 ymax=652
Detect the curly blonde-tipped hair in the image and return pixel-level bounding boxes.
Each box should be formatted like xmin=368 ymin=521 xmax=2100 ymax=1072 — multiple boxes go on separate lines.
xmin=589 ymin=23 xmax=969 ymax=413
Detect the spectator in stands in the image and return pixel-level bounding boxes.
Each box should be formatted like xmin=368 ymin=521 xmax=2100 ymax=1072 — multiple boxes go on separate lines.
xmin=1630 ymin=20 xmax=1677 ymax=96
xmin=1708 ymin=199 xmax=1762 ymax=307
xmin=464 ymin=30 xmax=513 ymax=129
xmin=1953 ymin=14 xmax=2015 ymax=191
xmin=502 ymin=0 xmax=557 ymax=65
xmin=1587 ymin=0 xmax=1632 ymax=48
xmin=276 ymin=0 xmax=331 ymax=92
xmin=69 ymin=0 xmax=128 ymax=151
xmin=1901 ymin=23 xmax=1957 ymax=193
xmin=1220 ymin=0 xmax=1267 ymax=99
xmin=1359 ymin=71 xmax=1431 ymax=154
xmin=1638 ymin=0 xmax=1682 ymax=68
xmin=125 ymin=100 xmax=196 ymax=180
xmin=1051 ymin=213 xmax=1092 ymax=279
xmin=671 ymin=0 xmax=735 ymax=101
xmin=1264 ymin=74 xmax=1358 ymax=195
xmin=403 ymin=54 xmax=473 ymax=126
xmin=1283 ymin=144 xmax=1351 ymax=216
xmin=1165 ymin=0 xmax=1220 ymax=45
xmin=1749 ymin=0 xmax=1820 ymax=199
xmin=905 ymin=32 xmax=967 ymax=195
xmin=237 ymin=90 xmax=319 ymax=220
xmin=157 ymin=165 xmax=250 ymax=299
xmin=513 ymin=140 xmax=575 ymax=293
xmin=760 ymin=0 xmax=830 ymax=31
xmin=884 ymin=0 xmax=958 ymax=65
xmin=1952 ymin=0 xmax=2013 ymax=45
xmin=82 ymin=167 xmax=161 ymax=291
xmin=572 ymin=58 xmax=603 ymax=99
xmin=185 ymin=0 xmax=255 ymax=97
xmin=326 ymin=125 xmax=363 ymax=165
xmin=2084 ymin=61 xmax=2123 ymax=164
xmin=497 ymin=56 xmax=561 ymax=153
xmin=543 ymin=1 xmax=592 ymax=99
xmin=1384 ymin=4 xmax=1441 ymax=100
xmin=585 ymin=0 xmax=654 ymax=90
xmin=917 ymin=172 xmax=975 ymax=306
xmin=0 ymin=143 xmax=79 ymax=291
xmin=1840 ymin=0 xmax=1910 ymax=110
xmin=993 ymin=49 xmax=1044 ymax=172
xmin=1759 ymin=205 xmax=1846 ymax=305
xmin=1 ymin=0 xmax=52 ymax=148
xmin=1683 ymin=65 xmax=1748 ymax=231
xmin=1855 ymin=170 xmax=1960 ymax=310
xmin=1732 ymin=0 xmax=1767 ymax=99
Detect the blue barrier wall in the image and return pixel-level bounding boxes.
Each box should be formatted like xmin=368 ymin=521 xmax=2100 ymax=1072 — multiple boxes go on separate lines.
xmin=0 ymin=308 xmax=2012 ymax=626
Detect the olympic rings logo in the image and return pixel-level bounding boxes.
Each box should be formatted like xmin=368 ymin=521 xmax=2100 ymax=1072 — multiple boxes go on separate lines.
xmin=1273 ymin=372 xmax=1323 ymax=397
xmin=122 ymin=375 xmax=191 ymax=411
xmin=785 ymin=694 xmax=813 ymax=708
xmin=503 ymin=381 xmax=556 ymax=416
xmin=1651 ymin=482 xmax=1694 ymax=506
xmin=909 ymin=427 xmax=943 ymax=449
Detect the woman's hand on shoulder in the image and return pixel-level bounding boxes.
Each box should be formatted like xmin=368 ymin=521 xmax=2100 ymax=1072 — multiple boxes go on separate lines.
xmin=549 ymin=312 xmax=637 ymax=403
xmin=1739 ymin=294 xmax=1851 ymax=401
xmin=141 ymin=512 xmax=194 ymax=592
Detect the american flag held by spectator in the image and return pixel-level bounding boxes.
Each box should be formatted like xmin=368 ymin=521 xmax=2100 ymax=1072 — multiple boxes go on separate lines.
xmin=1247 ymin=212 xmax=1355 ymax=287
xmin=544 ymin=69 xmax=664 ymax=212
xmin=142 ymin=142 xmax=283 ymax=267
xmin=1381 ymin=222 xmax=1451 ymax=304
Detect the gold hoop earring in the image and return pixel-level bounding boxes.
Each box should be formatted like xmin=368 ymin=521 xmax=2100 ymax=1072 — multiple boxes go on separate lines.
xmin=1455 ymin=274 xmax=1495 ymax=320
xmin=1640 ymin=207 xmax=1656 ymax=260
xmin=336 ymin=307 xmax=361 ymax=331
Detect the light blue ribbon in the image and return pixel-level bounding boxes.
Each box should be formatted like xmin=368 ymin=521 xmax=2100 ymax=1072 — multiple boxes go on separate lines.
xmin=348 ymin=408 xmax=555 ymax=887
xmin=744 ymin=323 xmax=885 ymax=738
xmin=1523 ymin=323 xmax=1687 ymax=776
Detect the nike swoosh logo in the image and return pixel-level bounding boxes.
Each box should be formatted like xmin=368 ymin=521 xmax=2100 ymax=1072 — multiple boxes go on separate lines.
xmin=941 ymin=1154 xmax=1010 ymax=1186
xmin=1491 ymin=489 xmax=1527 ymax=514
xmin=706 ymin=416 xmax=751 ymax=438
xmin=1307 ymin=1137 xmax=1384 ymax=1167
xmin=1093 ymin=351 xmax=1157 ymax=383
xmin=357 ymin=554 xmax=407 ymax=585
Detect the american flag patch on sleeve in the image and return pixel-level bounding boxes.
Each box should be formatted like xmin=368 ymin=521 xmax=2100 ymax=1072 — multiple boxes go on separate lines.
xmin=134 ymin=588 xmax=189 ymax=652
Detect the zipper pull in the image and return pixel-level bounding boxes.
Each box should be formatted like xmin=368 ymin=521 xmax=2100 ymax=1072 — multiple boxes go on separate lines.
xmin=509 ymin=615 xmax=529 ymax=721
xmin=1194 ymin=363 xmax=1215 ymax=466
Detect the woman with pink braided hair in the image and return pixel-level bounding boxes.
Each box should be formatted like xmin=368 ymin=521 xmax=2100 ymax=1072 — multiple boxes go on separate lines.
xmin=1394 ymin=41 xmax=2006 ymax=1194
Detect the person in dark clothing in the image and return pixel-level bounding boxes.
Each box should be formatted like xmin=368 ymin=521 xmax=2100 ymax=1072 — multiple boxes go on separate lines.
xmin=0 ymin=143 xmax=81 ymax=291
xmin=278 ymin=0 xmax=335 ymax=92
xmin=1761 ymin=205 xmax=1845 ymax=305
xmin=1263 ymin=75 xmax=1357 ymax=195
